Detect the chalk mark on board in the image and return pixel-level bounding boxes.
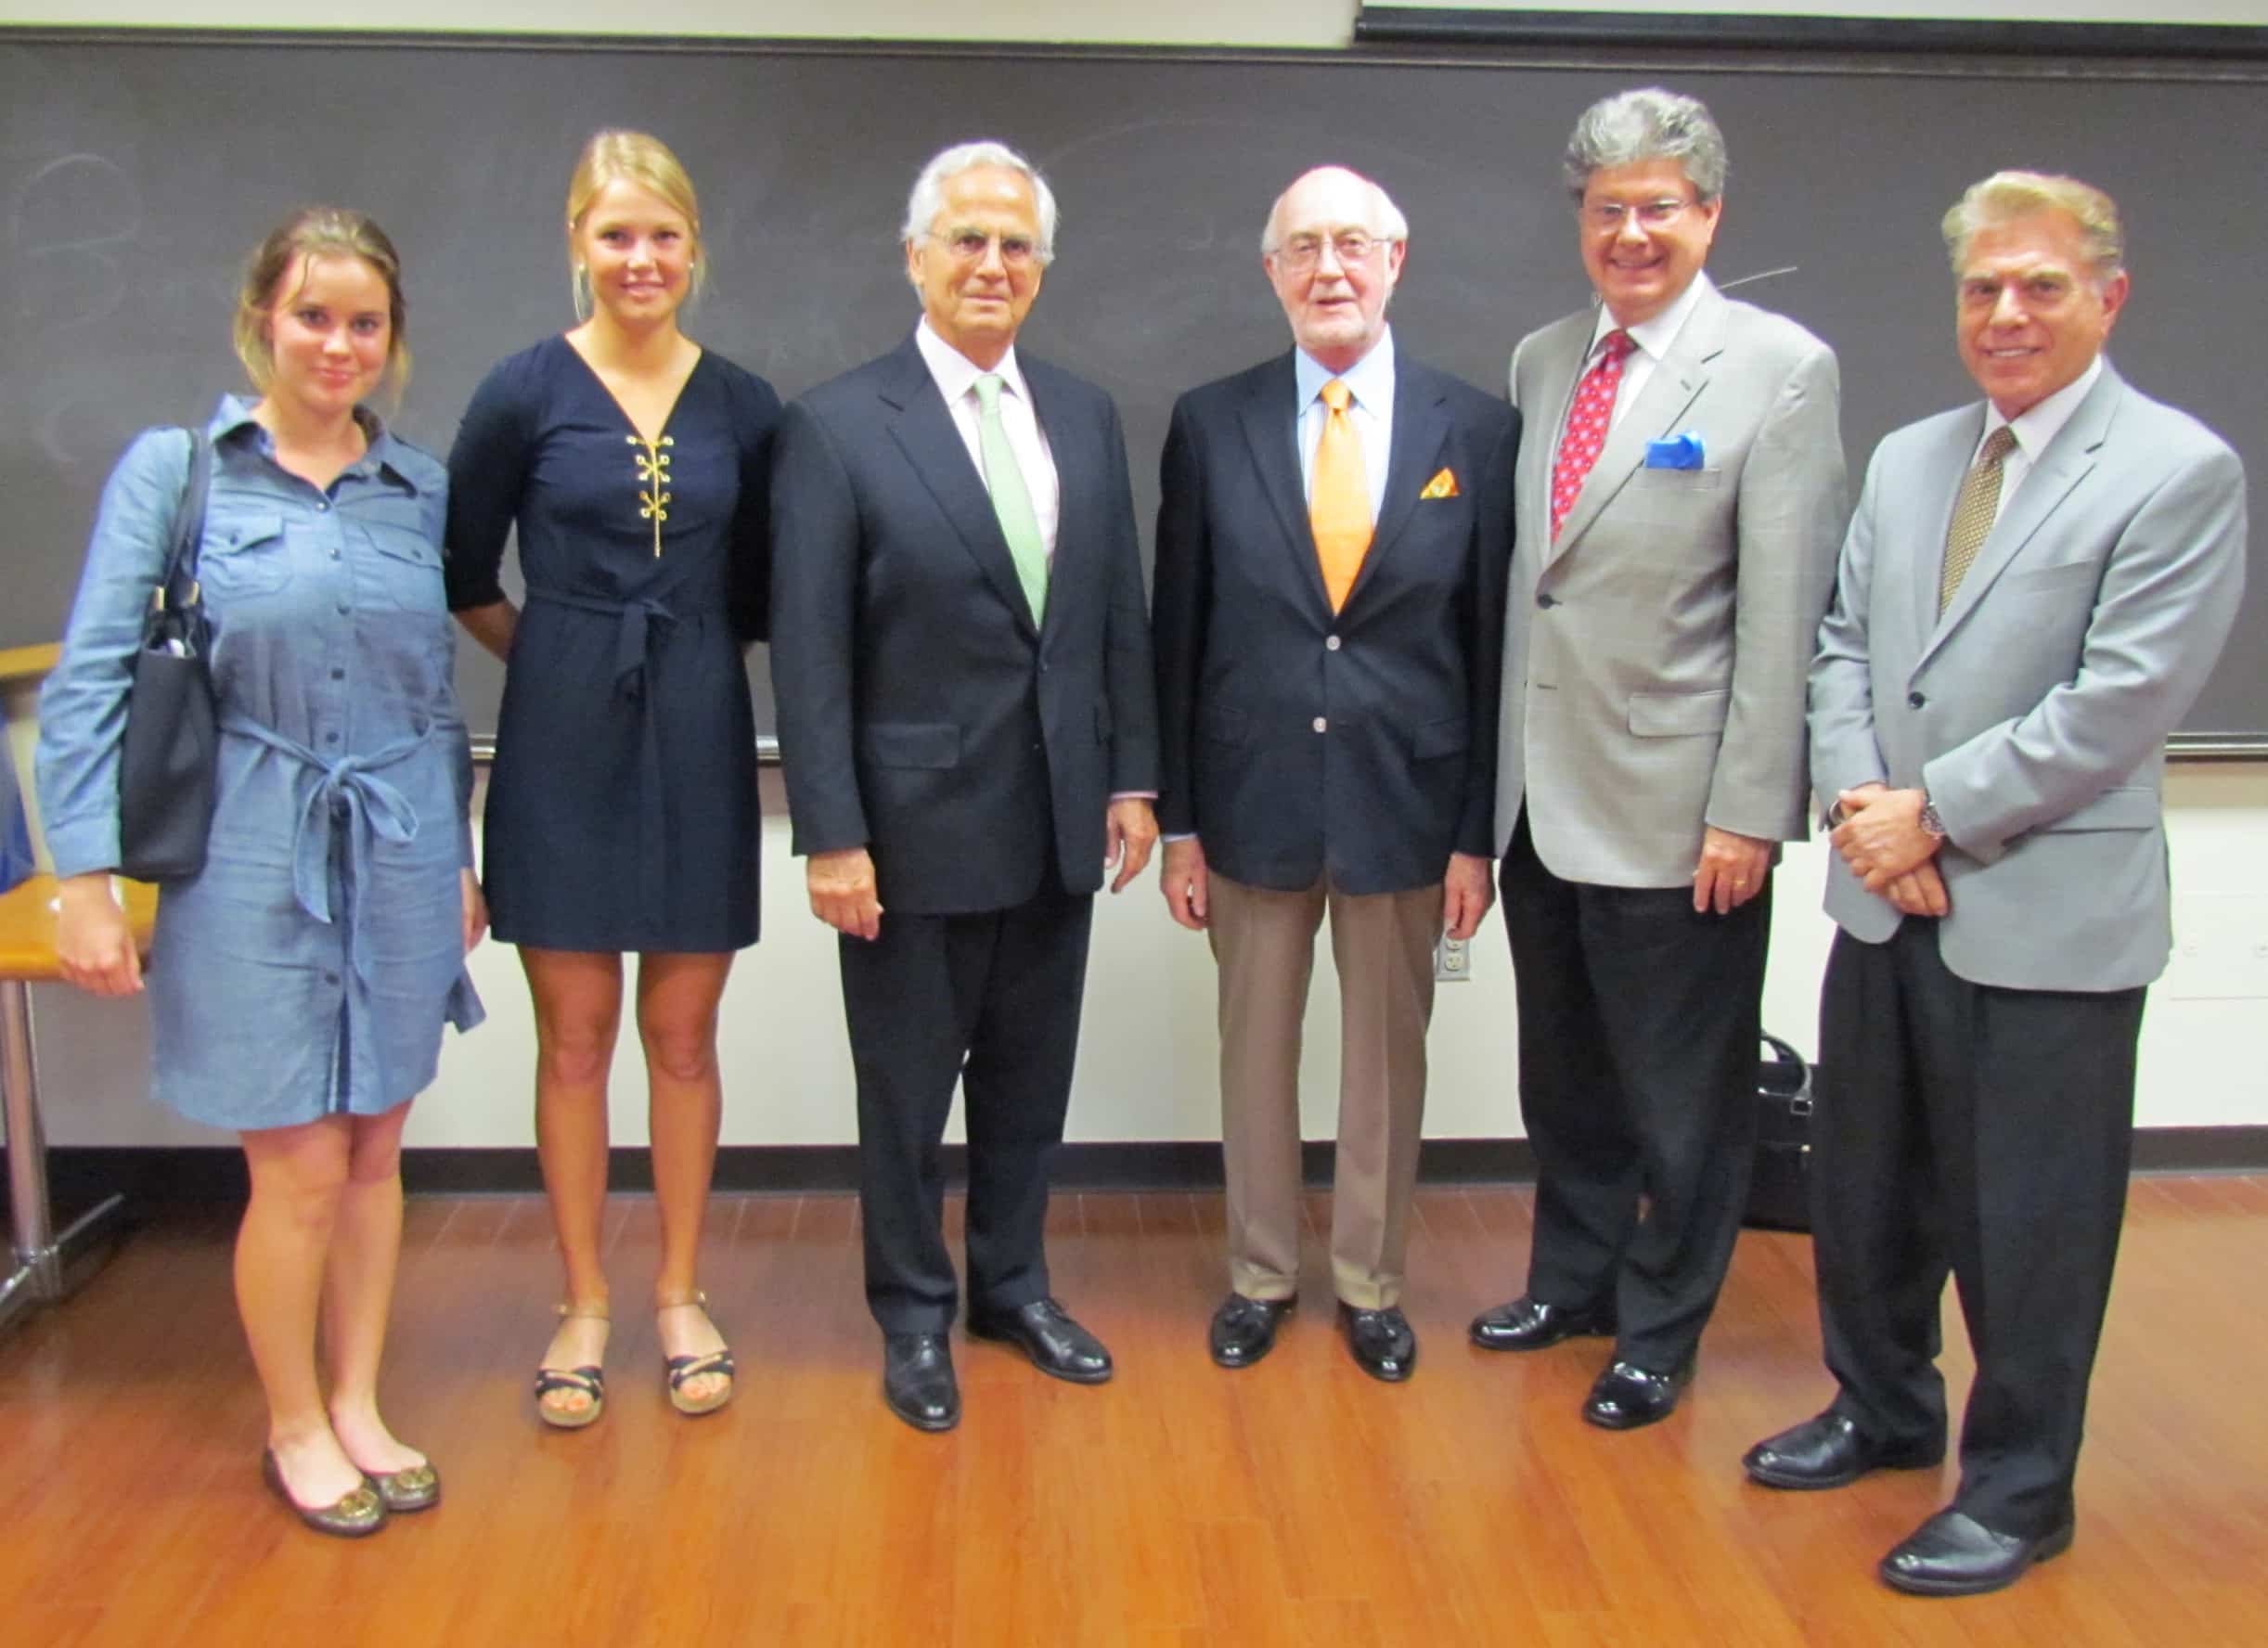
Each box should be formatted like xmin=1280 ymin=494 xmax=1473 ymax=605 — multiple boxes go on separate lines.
xmin=7 ymin=152 xmax=141 ymax=331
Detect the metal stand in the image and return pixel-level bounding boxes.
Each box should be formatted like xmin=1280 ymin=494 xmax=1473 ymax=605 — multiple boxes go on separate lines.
xmin=1 ymin=977 xmax=125 ymax=1333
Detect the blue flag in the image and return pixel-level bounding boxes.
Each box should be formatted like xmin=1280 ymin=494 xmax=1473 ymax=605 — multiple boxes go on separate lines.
xmin=1 ymin=751 xmax=33 ymax=895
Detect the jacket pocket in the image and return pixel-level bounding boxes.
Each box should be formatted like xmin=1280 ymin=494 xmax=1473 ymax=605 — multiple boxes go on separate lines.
xmin=1630 ymin=467 xmax=1724 ymax=492
xmin=858 ymin=721 xmax=960 ymax=769
xmin=1410 ymin=715 xmax=1468 ymax=760
xmin=1200 ymin=706 xmax=1249 ymax=745
xmin=2038 ymin=784 xmax=2158 ymax=833
xmin=1628 ymin=689 xmax=1729 ymax=738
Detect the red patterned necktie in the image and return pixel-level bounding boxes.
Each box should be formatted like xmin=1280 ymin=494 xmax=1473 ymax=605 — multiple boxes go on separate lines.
xmin=1549 ymin=328 xmax=1636 ymax=542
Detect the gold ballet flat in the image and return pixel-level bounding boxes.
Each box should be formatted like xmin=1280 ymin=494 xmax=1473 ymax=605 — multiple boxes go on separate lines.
xmin=261 ymin=1448 xmax=386 ymax=1539
xmin=367 ymin=1460 xmax=440 ymax=1513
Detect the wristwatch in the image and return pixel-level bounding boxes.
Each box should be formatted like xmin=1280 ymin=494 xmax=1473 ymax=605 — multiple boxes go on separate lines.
xmin=1918 ymin=793 xmax=1947 ymax=839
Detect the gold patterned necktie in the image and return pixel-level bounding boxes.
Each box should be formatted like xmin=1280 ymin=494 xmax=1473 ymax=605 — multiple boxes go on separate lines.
xmin=1939 ymin=425 xmax=2019 ymax=613
xmin=1310 ymin=378 xmax=1372 ymax=612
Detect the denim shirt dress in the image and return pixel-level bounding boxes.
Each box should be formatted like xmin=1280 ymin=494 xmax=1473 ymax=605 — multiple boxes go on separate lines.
xmin=37 ymin=395 xmax=483 ymax=1129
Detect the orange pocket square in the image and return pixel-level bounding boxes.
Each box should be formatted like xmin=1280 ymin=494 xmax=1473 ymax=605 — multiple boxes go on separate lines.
xmin=1420 ymin=468 xmax=1460 ymax=500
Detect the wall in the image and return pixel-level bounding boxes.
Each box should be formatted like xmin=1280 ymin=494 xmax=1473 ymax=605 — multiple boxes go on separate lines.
xmin=6 ymin=2 xmax=2263 ymax=1149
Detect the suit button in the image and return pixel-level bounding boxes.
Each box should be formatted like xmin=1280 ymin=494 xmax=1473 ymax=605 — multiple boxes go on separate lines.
xmin=1536 ymin=592 xmax=1557 ymax=609
xmin=1312 ymin=717 xmax=1328 ymax=734
xmin=1908 ymin=690 xmax=1927 ymax=708
xmin=1325 ymin=635 xmax=1342 ymax=651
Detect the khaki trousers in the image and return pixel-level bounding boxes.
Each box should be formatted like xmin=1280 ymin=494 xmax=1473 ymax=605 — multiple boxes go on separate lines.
xmin=1207 ymin=870 xmax=1443 ymax=1309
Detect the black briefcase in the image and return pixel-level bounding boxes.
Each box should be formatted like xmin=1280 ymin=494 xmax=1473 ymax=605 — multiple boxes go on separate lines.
xmin=1744 ymin=1034 xmax=1813 ymax=1232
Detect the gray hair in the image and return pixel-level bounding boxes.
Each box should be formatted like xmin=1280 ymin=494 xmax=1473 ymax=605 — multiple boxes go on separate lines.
xmin=1941 ymin=170 xmax=2124 ymax=281
xmin=901 ymin=139 xmax=1058 ymax=265
xmin=1259 ymin=165 xmax=1411 ymax=256
xmin=1562 ymin=87 xmax=1728 ymax=204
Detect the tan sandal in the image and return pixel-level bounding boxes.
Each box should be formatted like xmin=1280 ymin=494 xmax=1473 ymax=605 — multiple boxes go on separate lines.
xmin=658 ymin=1292 xmax=735 ymax=1417
xmin=534 ymin=1304 xmax=611 ymax=1430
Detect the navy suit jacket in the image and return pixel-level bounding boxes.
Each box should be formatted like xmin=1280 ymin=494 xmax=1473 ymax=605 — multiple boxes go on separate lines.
xmin=770 ymin=335 xmax=1159 ymax=916
xmin=1152 ymin=353 xmax=1517 ymax=895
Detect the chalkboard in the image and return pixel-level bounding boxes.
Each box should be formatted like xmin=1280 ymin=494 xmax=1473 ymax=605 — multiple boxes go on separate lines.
xmin=3 ymin=32 xmax=2262 ymax=745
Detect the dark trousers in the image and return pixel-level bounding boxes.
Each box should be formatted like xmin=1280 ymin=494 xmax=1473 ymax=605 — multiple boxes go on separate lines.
xmin=839 ymin=881 xmax=1095 ymax=1335
xmin=1498 ymin=810 xmax=1768 ymax=1370
xmin=1815 ymin=920 xmax=2144 ymax=1539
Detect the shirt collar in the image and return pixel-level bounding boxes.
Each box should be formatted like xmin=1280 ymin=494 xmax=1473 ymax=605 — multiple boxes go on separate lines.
xmin=1590 ymin=270 xmax=1713 ymax=364
xmin=916 ymin=316 xmax=1031 ymax=410
xmin=1984 ymin=354 xmax=2103 ymax=462
xmin=207 ymin=393 xmax=423 ymax=493
xmin=1294 ymin=326 xmax=1396 ymax=416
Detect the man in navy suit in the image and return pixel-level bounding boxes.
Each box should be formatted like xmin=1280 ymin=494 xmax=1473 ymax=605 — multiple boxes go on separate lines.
xmin=1153 ymin=166 xmax=1516 ymax=1381
xmin=771 ymin=140 xmax=1160 ymax=1433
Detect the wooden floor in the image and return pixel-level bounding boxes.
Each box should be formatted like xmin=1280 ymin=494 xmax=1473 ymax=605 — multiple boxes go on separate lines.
xmin=4 ymin=1178 xmax=2266 ymax=1646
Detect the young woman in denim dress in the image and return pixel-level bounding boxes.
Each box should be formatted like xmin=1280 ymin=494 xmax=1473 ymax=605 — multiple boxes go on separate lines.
xmin=40 ymin=210 xmax=484 ymax=1538
xmin=445 ymin=132 xmax=779 ymax=1427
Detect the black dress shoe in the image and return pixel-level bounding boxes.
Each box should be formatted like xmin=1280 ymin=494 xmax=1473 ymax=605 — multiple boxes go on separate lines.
xmin=1744 ymin=1410 xmax=1945 ymax=1490
xmin=1878 ymin=1508 xmax=2074 ymax=1597
xmin=1581 ymin=1357 xmax=1694 ymax=1430
xmin=1208 ymin=1294 xmax=1295 ymax=1369
xmin=882 ymin=1333 xmax=960 ymax=1432
xmin=966 ymin=1297 xmax=1114 ymax=1384
xmin=1468 ymin=1294 xmax=1617 ymax=1352
xmin=1338 ymin=1303 xmax=1417 ymax=1383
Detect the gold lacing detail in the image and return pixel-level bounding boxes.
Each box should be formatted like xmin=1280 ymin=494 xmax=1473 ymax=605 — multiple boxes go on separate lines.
xmin=630 ymin=434 xmax=674 ymax=558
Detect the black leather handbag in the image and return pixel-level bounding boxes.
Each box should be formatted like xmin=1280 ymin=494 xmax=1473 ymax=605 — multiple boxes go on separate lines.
xmin=1743 ymin=1034 xmax=1814 ymax=1232
xmin=116 ymin=428 xmax=217 ymax=882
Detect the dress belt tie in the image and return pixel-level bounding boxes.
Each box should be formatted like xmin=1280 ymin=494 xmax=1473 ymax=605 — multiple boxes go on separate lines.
xmin=219 ymin=714 xmax=429 ymax=987
xmin=525 ymin=586 xmax=679 ymax=929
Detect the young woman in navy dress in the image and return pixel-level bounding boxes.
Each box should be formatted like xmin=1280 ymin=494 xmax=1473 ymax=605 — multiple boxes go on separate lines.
xmin=43 ymin=210 xmax=483 ymax=1535
xmin=445 ymin=132 xmax=779 ymax=1425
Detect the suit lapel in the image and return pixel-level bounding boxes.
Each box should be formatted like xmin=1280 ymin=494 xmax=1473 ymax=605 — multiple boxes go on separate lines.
xmin=1917 ymin=368 xmax=2120 ymax=669
xmin=880 ymin=337 xmax=1038 ymax=640
xmin=1344 ymin=368 xmax=1450 ymax=611
xmin=1905 ymin=409 xmax=1989 ymax=656
xmin=1237 ymin=354 xmax=1334 ymax=615
xmin=1546 ymin=286 xmax=1725 ymax=569
xmin=1024 ymin=361 xmax=1087 ymax=642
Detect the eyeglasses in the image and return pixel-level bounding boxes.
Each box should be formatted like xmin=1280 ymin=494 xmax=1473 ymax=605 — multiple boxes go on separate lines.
xmin=929 ymin=228 xmax=1040 ymax=267
xmin=1271 ymin=232 xmax=1392 ymax=272
xmin=1581 ymin=199 xmax=1695 ymax=233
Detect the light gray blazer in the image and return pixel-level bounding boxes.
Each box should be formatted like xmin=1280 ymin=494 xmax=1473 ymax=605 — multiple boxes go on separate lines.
xmin=1497 ymin=285 xmax=1848 ymax=886
xmin=1809 ymin=362 xmax=2248 ymax=992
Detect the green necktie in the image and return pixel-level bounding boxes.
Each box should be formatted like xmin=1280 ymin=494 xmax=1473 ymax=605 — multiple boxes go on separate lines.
xmin=973 ymin=374 xmax=1048 ymax=624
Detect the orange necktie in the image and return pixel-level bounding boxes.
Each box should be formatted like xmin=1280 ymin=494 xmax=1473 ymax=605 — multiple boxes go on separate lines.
xmin=1310 ymin=378 xmax=1372 ymax=612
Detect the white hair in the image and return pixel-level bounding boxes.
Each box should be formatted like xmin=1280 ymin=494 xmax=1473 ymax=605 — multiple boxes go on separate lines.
xmin=900 ymin=139 xmax=1058 ymax=264
xmin=1259 ymin=165 xmax=1410 ymax=255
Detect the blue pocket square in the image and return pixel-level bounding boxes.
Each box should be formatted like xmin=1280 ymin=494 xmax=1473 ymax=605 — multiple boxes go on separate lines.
xmin=1645 ymin=431 xmax=1706 ymax=470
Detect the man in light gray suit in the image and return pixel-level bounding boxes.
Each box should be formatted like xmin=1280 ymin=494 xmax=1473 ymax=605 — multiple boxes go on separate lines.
xmin=1744 ymin=172 xmax=2246 ymax=1597
xmin=1470 ymin=88 xmax=1848 ymax=1431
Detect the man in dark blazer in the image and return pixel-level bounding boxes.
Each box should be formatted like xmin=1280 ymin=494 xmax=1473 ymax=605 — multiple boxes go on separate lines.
xmin=770 ymin=140 xmax=1160 ymax=1433
xmin=1153 ymin=166 xmax=1515 ymax=1382
xmin=1471 ymin=88 xmax=1848 ymax=1430
xmin=1746 ymin=171 xmax=2245 ymax=1597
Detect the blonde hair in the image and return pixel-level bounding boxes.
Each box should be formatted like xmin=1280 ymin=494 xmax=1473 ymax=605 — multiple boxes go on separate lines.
xmin=1942 ymin=171 xmax=2124 ymax=281
xmin=232 ymin=207 xmax=410 ymax=397
xmin=567 ymin=129 xmax=706 ymax=317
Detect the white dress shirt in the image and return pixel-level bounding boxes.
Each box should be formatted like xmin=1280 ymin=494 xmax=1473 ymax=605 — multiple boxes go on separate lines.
xmin=1975 ymin=354 xmax=2103 ymax=527
xmin=915 ymin=317 xmax=1062 ymax=560
xmin=1583 ymin=270 xmax=1714 ymax=432
xmin=1295 ymin=328 xmax=1396 ymax=523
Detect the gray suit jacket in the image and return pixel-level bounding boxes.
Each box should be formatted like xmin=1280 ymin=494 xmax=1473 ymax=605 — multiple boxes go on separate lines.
xmin=1809 ymin=362 xmax=2248 ymax=992
xmin=1497 ymin=284 xmax=1848 ymax=886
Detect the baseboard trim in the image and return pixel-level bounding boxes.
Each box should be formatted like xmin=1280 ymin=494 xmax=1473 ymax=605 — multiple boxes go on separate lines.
xmin=23 ymin=1126 xmax=2262 ymax=1208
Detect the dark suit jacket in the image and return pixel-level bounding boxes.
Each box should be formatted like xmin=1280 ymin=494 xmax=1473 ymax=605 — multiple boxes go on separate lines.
xmin=770 ymin=335 xmax=1160 ymax=917
xmin=1152 ymin=352 xmax=1517 ymax=895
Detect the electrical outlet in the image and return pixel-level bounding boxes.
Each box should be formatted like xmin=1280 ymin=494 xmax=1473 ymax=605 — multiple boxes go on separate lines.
xmin=1436 ymin=934 xmax=1470 ymax=983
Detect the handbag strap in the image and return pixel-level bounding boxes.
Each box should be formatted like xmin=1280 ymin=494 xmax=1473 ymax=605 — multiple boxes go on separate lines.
xmin=156 ymin=426 xmax=213 ymax=608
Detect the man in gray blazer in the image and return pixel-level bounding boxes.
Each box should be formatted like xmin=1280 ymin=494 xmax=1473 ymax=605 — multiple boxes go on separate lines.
xmin=1744 ymin=172 xmax=2245 ymax=1597
xmin=1471 ymin=88 xmax=1847 ymax=1429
